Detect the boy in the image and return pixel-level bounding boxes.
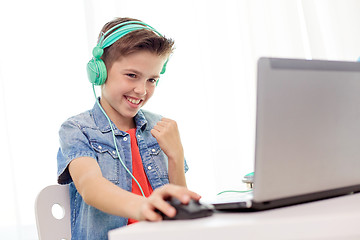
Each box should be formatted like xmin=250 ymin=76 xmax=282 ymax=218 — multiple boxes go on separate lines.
xmin=57 ymin=17 xmax=200 ymax=239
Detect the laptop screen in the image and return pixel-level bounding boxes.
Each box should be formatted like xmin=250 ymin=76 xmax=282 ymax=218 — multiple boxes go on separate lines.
xmin=254 ymin=58 xmax=360 ymax=202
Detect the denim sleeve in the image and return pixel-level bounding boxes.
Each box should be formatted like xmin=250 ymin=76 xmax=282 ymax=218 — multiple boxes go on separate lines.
xmin=57 ymin=119 xmax=97 ymax=184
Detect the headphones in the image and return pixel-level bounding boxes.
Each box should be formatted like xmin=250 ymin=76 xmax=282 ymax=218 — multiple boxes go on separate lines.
xmin=87 ymin=20 xmax=169 ymax=198
xmin=86 ymin=20 xmax=167 ymax=86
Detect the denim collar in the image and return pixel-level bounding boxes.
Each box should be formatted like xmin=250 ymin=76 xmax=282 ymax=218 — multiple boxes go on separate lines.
xmin=91 ymin=98 xmax=148 ymax=135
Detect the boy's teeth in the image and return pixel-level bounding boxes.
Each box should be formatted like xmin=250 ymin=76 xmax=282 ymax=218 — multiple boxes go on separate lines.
xmin=127 ymin=97 xmax=140 ymax=104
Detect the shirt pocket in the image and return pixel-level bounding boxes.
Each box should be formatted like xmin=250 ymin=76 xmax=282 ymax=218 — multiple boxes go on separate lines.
xmin=148 ymin=143 xmax=169 ymax=180
xmin=90 ymin=141 xmax=120 ymax=184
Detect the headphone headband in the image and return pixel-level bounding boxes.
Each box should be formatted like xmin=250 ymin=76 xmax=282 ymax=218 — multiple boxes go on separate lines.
xmin=99 ymin=21 xmax=162 ymax=48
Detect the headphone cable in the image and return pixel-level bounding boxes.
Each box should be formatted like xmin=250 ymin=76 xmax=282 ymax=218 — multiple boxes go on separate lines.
xmin=92 ymin=84 xmax=145 ymax=197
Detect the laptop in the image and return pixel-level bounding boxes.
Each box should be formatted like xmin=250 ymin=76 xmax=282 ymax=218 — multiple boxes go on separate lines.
xmin=212 ymin=57 xmax=360 ymax=211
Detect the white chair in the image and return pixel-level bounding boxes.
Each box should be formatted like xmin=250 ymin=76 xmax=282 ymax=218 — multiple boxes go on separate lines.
xmin=35 ymin=184 xmax=71 ymax=240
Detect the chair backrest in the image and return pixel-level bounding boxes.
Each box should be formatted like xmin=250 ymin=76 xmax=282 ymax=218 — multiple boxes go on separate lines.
xmin=35 ymin=184 xmax=71 ymax=240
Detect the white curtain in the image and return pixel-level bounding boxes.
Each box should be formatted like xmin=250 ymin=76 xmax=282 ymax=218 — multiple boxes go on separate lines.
xmin=1 ymin=0 xmax=359 ymax=238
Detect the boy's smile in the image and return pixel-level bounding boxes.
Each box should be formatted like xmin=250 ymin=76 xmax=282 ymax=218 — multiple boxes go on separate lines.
xmin=100 ymin=50 xmax=166 ymax=130
xmin=125 ymin=96 xmax=142 ymax=105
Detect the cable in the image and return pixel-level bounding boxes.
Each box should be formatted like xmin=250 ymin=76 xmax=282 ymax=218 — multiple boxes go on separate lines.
xmin=92 ymin=84 xmax=145 ymax=197
xmin=217 ymin=190 xmax=253 ymax=196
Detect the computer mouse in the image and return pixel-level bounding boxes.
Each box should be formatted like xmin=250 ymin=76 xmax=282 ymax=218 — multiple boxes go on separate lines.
xmin=157 ymin=198 xmax=214 ymax=220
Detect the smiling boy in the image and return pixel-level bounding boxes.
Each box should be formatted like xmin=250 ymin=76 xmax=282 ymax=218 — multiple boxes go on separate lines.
xmin=57 ymin=17 xmax=200 ymax=239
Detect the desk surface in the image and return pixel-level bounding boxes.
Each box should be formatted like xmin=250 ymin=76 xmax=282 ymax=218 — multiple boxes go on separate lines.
xmin=109 ymin=193 xmax=360 ymax=240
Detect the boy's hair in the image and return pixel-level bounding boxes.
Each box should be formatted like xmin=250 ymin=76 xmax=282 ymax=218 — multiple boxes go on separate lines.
xmin=99 ymin=17 xmax=175 ymax=70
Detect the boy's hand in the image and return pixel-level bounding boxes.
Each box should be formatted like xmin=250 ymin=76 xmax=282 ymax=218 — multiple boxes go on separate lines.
xmin=150 ymin=118 xmax=184 ymax=160
xmin=136 ymin=184 xmax=201 ymax=221
xmin=151 ymin=117 xmax=187 ymax=186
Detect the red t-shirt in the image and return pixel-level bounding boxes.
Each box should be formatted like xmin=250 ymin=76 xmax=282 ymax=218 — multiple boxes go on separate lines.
xmin=126 ymin=128 xmax=153 ymax=225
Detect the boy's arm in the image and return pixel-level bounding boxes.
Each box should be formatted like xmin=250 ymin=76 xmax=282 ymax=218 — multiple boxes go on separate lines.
xmin=69 ymin=156 xmax=197 ymax=220
xmin=69 ymin=156 xmax=144 ymax=218
xmin=151 ymin=118 xmax=187 ymax=187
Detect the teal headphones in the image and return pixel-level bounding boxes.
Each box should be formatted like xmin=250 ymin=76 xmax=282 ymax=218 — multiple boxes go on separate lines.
xmin=87 ymin=20 xmax=169 ymax=197
xmin=87 ymin=20 xmax=167 ymax=86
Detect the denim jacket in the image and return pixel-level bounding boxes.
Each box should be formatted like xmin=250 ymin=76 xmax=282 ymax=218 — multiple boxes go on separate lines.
xmin=57 ymin=100 xmax=188 ymax=240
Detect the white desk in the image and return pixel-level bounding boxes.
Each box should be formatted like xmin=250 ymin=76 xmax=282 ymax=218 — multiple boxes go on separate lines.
xmin=109 ymin=193 xmax=360 ymax=240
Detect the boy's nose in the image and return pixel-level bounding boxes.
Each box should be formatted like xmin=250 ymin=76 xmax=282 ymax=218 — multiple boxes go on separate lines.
xmin=134 ymin=82 xmax=147 ymax=96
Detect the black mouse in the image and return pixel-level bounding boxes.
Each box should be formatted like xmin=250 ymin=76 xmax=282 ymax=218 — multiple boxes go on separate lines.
xmin=156 ymin=198 xmax=214 ymax=220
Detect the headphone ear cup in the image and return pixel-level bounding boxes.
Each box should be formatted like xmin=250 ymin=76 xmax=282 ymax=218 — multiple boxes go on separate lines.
xmin=87 ymin=58 xmax=107 ymax=85
xmin=160 ymin=59 xmax=168 ymax=75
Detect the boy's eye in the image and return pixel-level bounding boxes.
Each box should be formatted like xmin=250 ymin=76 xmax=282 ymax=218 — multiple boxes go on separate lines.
xmin=148 ymin=78 xmax=157 ymax=84
xmin=126 ymin=74 xmax=136 ymax=78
